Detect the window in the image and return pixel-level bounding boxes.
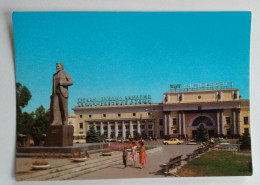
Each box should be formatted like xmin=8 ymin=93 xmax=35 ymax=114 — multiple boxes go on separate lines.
xmin=118 ymin=132 xmax=122 ymax=137
xmin=226 ymin=129 xmax=231 ymax=136
xmin=148 ymin=124 xmax=153 ymax=129
xmin=118 ymin=113 xmax=121 ymax=117
xmin=125 ymin=125 xmax=130 ymax=130
xmin=140 ymin=125 xmax=145 ymax=129
xmin=118 ymin=125 xmax=122 ymax=130
xmin=111 ymin=126 xmax=114 ymax=130
xmin=148 ymin=112 xmax=151 ymax=116
xmin=148 ymin=131 xmax=153 ymax=136
xmin=103 ymin=126 xmax=108 ymax=130
xmin=103 ymin=114 xmax=106 ymax=117
xmin=159 ymin=119 xmax=163 ymax=126
xmin=244 ymin=128 xmax=249 ymax=134
xmin=79 ymin=123 xmax=83 ymax=129
xmin=172 ymin=118 xmax=177 ymax=125
xmin=80 ymin=115 xmax=82 ymax=118
xmin=172 ymin=129 xmax=178 ymax=134
xmin=133 ymin=125 xmax=137 ymax=129
xmin=96 ymin=126 xmax=100 ymax=130
xmin=160 ymin=131 xmax=164 ymax=137
xmin=133 ymin=113 xmax=136 ymax=116
xmin=226 ymin=117 xmax=230 ymax=124
xmin=88 ymin=115 xmax=92 ymax=118
xmin=104 ymin=132 xmax=108 ymax=137
xmin=244 ymin=117 xmax=249 ymax=124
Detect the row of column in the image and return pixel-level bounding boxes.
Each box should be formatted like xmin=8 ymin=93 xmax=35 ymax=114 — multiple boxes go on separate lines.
xmin=164 ymin=111 xmax=186 ymax=135
xmin=216 ymin=109 xmax=240 ymax=135
xmin=86 ymin=120 xmax=154 ymax=138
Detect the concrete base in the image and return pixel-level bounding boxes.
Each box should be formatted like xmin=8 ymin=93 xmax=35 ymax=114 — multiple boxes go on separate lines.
xmin=16 ymin=143 xmax=109 ymax=157
xmin=45 ymin=125 xmax=73 ymax=147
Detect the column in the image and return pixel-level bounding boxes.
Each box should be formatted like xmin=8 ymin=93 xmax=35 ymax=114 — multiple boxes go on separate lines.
xmin=217 ymin=111 xmax=220 ymax=135
xmin=100 ymin=122 xmax=104 ymax=135
xmin=108 ymin=121 xmax=111 ymax=138
xmin=145 ymin=120 xmax=149 ymax=136
xmin=233 ymin=110 xmax=237 ymax=135
xmin=137 ymin=120 xmax=141 ymax=134
xmin=130 ymin=120 xmax=133 ymax=137
xmin=168 ymin=113 xmax=171 ymax=135
xmin=178 ymin=112 xmax=182 ymax=135
xmin=164 ymin=113 xmax=167 ymax=135
xmin=221 ymin=111 xmax=224 ymax=135
xmin=93 ymin=122 xmax=96 ymax=130
xmin=182 ymin=112 xmax=186 ymax=136
xmin=86 ymin=122 xmax=89 ymax=132
xmin=122 ymin=121 xmax=126 ymax=139
xmin=115 ymin=121 xmax=118 ymax=138
xmin=237 ymin=110 xmax=241 ymax=136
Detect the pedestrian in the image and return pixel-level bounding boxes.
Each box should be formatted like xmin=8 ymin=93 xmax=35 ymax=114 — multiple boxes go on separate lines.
xmin=139 ymin=141 xmax=146 ymax=169
xmin=122 ymin=147 xmax=128 ymax=168
xmin=130 ymin=142 xmax=137 ymax=166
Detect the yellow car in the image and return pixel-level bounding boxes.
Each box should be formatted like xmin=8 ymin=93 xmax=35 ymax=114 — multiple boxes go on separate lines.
xmin=163 ymin=138 xmax=184 ymax=145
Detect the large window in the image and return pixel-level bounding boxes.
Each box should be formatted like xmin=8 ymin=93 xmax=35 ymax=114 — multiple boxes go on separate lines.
xmin=244 ymin=128 xmax=249 ymax=134
xmin=160 ymin=130 xmax=164 ymax=137
xmin=159 ymin=119 xmax=163 ymax=126
xmin=79 ymin=123 xmax=83 ymax=129
xmin=148 ymin=124 xmax=153 ymax=129
xmin=244 ymin=117 xmax=249 ymax=124
xmin=172 ymin=118 xmax=177 ymax=125
xmin=226 ymin=117 xmax=230 ymax=124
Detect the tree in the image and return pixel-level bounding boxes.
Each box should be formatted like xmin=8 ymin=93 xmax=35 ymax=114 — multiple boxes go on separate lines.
xmin=86 ymin=126 xmax=101 ymax=143
xmin=195 ymin=124 xmax=209 ymax=142
xmin=31 ymin=106 xmax=50 ymax=145
xmin=16 ymin=82 xmax=32 ymax=142
xmin=240 ymin=132 xmax=251 ymax=150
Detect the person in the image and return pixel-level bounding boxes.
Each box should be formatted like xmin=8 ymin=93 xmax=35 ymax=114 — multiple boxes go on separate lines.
xmin=139 ymin=141 xmax=146 ymax=169
xmin=130 ymin=142 xmax=138 ymax=166
xmin=50 ymin=62 xmax=73 ymax=125
xmin=122 ymin=147 xmax=128 ymax=168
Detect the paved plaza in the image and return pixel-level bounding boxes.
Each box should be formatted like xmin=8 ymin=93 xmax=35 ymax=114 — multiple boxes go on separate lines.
xmin=16 ymin=140 xmax=199 ymax=180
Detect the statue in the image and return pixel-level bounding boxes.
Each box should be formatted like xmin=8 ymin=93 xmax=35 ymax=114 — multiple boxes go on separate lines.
xmin=50 ymin=62 xmax=73 ymax=125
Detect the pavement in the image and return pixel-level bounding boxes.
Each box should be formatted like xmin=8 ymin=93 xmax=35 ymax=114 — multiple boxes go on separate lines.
xmin=71 ymin=140 xmax=198 ymax=179
xmin=16 ymin=140 xmax=199 ymax=180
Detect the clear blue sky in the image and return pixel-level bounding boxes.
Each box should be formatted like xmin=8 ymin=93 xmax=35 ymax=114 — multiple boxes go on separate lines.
xmin=12 ymin=12 xmax=251 ymax=113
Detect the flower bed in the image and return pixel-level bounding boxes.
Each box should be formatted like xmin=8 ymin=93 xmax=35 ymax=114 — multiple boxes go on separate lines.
xmin=31 ymin=160 xmax=50 ymax=170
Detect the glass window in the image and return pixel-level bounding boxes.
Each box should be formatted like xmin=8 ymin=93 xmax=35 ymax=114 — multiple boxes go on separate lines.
xmin=172 ymin=118 xmax=177 ymax=125
xmin=159 ymin=119 xmax=163 ymax=125
xmin=172 ymin=129 xmax=178 ymax=134
xmin=111 ymin=126 xmax=115 ymax=130
xmin=103 ymin=114 xmax=106 ymax=117
xmin=96 ymin=126 xmax=100 ymax=130
xmin=244 ymin=117 xmax=249 ymax=124
xmin=226 ymin=129 xmax=231 ymax=135
xmin=148 ymin=124 xmax=153 ymax=129
xmin=125 ymin=125 xmax=130 ymax=129
xmin=103 ymin=126 xmax=108 ymax=130
xmin=133 ymin=125 xmax=137 ymax=129
xmin=133 ymin=113 xmax=136 ymax=116
xmin=118 ymin=125 xmax=122 ymax=130
xmin=244 ymin=128 xmax=249 ymax=134
xmin=79 ymin=123 xmax=83 ymax=129
xmin=160 ymin=130 xmax=164 ymax=137
xmin=226 ymin=117 xmax=230 ymax=124
xmin=140 ymin=125 xmax=145 ymax=129
xmin=148 ymin=131 xmax=153 ymax=136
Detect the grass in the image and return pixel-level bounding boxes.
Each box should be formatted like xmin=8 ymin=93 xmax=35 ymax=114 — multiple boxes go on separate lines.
xmin=177 ymin=150 xmax=252 ymax=177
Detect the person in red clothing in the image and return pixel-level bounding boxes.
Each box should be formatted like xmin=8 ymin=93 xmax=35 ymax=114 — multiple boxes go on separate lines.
xmin=139 ymin=141 xmax=146 ymax=169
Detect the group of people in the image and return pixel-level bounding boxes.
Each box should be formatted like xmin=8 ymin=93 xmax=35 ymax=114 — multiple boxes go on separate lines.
xmin=122 ymin=141 xmax=146 ymax=169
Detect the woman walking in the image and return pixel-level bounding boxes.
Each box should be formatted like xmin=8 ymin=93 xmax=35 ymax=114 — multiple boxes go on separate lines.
xmin=139 ymin=141 xmax=146 ymax=169
xmin=130 ymin=142 xmax=138 ymax=166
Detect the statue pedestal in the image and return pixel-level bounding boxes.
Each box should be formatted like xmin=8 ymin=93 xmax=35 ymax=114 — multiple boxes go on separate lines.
xmin=45 ymin=125 xmax=74 ymax=147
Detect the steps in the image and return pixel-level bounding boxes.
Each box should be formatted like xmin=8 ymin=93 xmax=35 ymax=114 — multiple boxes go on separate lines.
xmin=17 ymin=152 xmax=122 ymax=181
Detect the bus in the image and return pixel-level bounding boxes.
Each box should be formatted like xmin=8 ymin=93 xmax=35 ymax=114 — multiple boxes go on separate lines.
xmin=73 ymin=134 xmax=86 ymax=143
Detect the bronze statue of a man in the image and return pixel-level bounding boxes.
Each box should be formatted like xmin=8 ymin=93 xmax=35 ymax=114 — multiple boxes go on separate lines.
xmin=50 ymin=62 xmax=73 ymax=125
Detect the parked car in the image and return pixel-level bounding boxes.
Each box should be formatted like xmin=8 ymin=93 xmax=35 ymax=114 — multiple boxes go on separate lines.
xmin=163 ymin=138 xmax=184 ymax=145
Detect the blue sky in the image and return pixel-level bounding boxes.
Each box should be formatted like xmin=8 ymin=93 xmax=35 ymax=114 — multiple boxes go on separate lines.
xmin=12 ymin=12 xmax=251 ymax=113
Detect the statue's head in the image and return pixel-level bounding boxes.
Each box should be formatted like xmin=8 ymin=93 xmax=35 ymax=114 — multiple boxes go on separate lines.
xmin=56 ymin=62 xmax=64 ymax=72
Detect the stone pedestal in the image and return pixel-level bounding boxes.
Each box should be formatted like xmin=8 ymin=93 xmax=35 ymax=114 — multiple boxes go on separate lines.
xmin=45 ymin=125 xmax=74 ymax=147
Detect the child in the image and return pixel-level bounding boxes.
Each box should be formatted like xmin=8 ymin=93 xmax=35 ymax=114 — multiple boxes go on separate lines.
xmin=122 ymin=147 xmax=128 ymax=168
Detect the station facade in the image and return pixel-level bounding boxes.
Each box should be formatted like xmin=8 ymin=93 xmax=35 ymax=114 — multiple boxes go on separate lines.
xmin=70 ymin=82 xmax=250 ymax=139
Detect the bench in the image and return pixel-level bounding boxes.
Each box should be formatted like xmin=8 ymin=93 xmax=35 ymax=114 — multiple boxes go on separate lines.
xmin=185 ymin=146 xmax=210 ymax=161
xmin=160 ymin=155 xmax=183 ymax=176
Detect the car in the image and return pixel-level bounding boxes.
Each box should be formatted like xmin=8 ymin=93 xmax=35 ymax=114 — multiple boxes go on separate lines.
xmin=163 ymin=138 xmax=184 ymax=145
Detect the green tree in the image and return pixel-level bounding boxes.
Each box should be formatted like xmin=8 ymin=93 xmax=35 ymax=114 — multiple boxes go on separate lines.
xmin=31 ymin=106 xmax=50 ymax=145
xmin=16 ymin=82 xmax=32 ymax=144
xmin=86 ymin=126 xmax=101 ymax=143
xmin=240 ymin=132 xmax=251 ymax=150
xmin=195 ymin=124 xmax=209 ymax=142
